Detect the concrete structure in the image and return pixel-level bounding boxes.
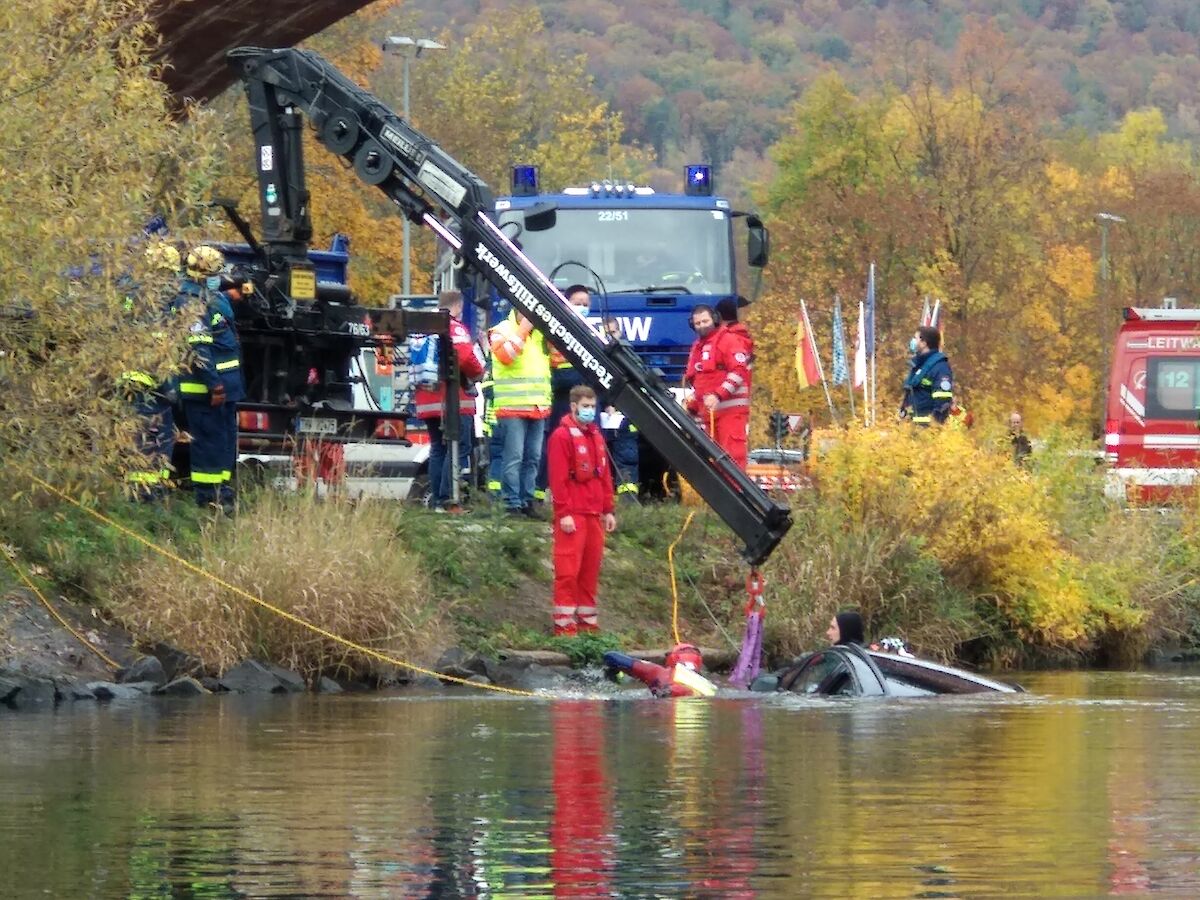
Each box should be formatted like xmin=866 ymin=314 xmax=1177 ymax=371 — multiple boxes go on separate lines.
xmin=151 ymin=0 xmax=375 ymax=103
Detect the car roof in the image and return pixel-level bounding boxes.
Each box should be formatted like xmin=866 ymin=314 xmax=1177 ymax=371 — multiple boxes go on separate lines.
xmin=864 ymin=649 xmax=1021 ymax=693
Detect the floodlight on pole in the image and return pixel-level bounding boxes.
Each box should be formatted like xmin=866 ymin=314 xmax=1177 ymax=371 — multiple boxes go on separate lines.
xmin=382 ymin=35 xmax=447 ymax=296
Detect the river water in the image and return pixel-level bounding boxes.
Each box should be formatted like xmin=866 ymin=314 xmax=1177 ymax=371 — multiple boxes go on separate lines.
xmin=3 ymin=670 xmax=1200 ymax=897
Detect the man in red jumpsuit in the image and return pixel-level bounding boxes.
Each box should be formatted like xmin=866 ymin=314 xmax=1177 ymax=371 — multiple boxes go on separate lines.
xmin=684 ymin=304 xmax=751 ymax=470
xmin=546 ymin=384 xmax=616 ymax=635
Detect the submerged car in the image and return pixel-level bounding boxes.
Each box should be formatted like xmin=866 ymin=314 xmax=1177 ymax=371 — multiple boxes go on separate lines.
xmin=753 ymin=644 xmax=1022 ymax=697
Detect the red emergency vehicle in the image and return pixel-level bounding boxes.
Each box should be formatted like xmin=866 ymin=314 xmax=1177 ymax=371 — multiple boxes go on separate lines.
xmin=1105 ymin=307 xmax=1200 ymax=502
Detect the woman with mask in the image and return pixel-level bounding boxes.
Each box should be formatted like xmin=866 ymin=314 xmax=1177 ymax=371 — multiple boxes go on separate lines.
xmin=900 ymin=325 xmax=954 ymax=426
xmin=545 ymin=384 xmax=617 ymax=635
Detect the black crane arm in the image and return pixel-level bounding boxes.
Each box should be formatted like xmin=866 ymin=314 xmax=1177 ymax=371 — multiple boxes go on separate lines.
xmin=228 ymin=46 xmax=792 ymax=564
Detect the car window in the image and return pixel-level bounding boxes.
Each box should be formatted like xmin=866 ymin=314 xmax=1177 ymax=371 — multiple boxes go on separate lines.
xmin=1146 ymin=356 xmax=1200 ymax=420
xmin=789 ymin=652 xmax=846 ymax=695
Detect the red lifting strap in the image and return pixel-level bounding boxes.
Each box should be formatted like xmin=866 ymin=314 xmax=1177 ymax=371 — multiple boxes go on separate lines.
xmin=744 ymin=570 xmax=766 ymax=617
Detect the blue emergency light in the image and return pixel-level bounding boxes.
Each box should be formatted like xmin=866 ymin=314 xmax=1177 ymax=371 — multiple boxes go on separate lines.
xmin=684 ymin=164 xmax=713 ymax=196
xmin=511 ymin=164 xmax=539 ymax=196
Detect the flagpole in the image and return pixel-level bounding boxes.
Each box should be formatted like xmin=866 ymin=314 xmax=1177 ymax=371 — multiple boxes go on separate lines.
xmin=868 ymin=262 xmax=877 ymax=428
xmin=801 ymin=298 xmax=837 ymax=422
xmin=837 ymin=295 xmax=856 ymax=419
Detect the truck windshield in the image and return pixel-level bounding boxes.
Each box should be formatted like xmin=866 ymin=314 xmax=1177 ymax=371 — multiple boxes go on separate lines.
xmin=501 ymin=207 xmax=733 ymax=295
xmin=1146 ymin=356 xmax=1200 ymax=420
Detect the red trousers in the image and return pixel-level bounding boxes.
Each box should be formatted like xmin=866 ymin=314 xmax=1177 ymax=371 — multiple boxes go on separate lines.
xmin=552 ymin=513 xmax=605 ymax=635
xmin=704 ymin=408 xmax=748 ymax=470
xmin=551 ymin=702 xmax=611 ymax=894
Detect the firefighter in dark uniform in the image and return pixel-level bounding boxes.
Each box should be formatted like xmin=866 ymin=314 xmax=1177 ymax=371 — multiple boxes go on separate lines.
xmin=121 ymin=241 xmax=183 ymax=498
xmin=178 ymin=246 xmax=245 ymax=512
xmin=901 ymin=325 xmax=954 ymax=425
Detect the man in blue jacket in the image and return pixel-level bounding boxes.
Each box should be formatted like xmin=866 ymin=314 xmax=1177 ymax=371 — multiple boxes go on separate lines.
xmin=177 ymin=246 xmax=245 ymax=512
xmin=901 ymin=325 xmax=953 ymax=425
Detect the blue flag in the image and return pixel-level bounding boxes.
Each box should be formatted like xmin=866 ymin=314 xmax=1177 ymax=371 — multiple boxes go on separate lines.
xmin=831 ymin=296 xmax=849 ymax=386
xmin=865 ymin=262 xmax=876 ymax=361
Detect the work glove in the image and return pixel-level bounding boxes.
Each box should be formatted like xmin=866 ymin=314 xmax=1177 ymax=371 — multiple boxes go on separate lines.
xmin=210 ymin=383 xmax=227 ymax=407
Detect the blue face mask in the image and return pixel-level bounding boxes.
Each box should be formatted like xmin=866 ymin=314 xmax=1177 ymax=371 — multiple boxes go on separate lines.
xmin=908 ymin=337 xmax=919 ymax=354
xmin=575 ymin=406 xmax=597 ymax=425
xmin=205 ymin=275 xmax=222 ymax=291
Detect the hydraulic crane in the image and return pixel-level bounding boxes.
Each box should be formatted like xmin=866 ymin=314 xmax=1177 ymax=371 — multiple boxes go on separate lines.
xmin=228 ymin=46 xmax=791 ymax=565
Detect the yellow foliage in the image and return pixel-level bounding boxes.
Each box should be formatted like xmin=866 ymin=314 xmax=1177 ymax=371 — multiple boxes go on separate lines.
xmin=0 ymin=0 xmax=223 ymax=491
xmin=1099 ymin=165 xmax=1133 ymax=199
xmin=809 ymin=427 xmax=1143 ymax=646
xmin=1047 ymin=244 xmax=1096 ymax=305
xmin=1045 ymin=160 xmax=1082 ymax=195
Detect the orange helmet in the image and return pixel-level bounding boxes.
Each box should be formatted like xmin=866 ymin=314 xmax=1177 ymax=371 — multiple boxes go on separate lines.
xmin=665 ymin=643 xmax=703 ymax=671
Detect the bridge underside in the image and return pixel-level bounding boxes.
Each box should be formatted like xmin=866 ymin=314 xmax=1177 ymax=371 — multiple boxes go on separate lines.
xmin=152 ymin=0 xmax=375 ymax=104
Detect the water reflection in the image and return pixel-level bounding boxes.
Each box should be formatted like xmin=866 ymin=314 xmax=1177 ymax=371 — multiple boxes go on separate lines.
xmin=4 ymin=674 xmax=1200 ymax=896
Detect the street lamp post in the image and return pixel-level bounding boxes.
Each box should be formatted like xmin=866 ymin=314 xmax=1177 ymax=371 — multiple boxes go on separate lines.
xmin=1096 ymin=211 xmax=1125 ymax=283
xmin=382 ymin=35 xmax=446 ymax=297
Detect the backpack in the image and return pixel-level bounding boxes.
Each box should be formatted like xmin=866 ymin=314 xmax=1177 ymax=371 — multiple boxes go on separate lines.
xmin=408 ymin=333 xmax=441 ymax=389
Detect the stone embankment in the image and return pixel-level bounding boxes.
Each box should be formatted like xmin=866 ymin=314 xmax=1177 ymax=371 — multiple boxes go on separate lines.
xmin=2 ymin=586 xmax=739 ymax=712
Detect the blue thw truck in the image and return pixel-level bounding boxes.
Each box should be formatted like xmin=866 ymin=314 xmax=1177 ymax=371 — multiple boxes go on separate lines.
xmin=489 ymin=165 xmax=768 ymax=384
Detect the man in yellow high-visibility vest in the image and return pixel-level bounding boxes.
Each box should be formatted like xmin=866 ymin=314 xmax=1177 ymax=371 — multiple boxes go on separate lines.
xmin=489 ymin=310 xmax=551 ymax=517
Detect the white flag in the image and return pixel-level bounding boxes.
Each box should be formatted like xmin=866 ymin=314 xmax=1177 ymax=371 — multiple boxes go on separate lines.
xmin=853 ymin=299 xmax=867 ymax=389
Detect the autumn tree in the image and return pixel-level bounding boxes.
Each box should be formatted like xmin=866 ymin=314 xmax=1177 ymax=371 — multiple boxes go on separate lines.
xmin=751 ymin=26 xmax=1159 ymax=433
xmin=0 ymin=0 xmax=223 ymax=491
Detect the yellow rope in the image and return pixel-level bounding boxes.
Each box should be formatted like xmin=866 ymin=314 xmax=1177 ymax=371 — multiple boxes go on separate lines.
xmin=667 ymin=510 xmax=696 ymax=646
xmin=2 ymin=547 xmax=120 ymax=670
xmin=28 ymin=475 xmax=537 ymax=697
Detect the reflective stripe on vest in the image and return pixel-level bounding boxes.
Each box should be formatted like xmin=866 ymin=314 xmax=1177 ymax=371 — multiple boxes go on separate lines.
xmin=179 ymin=381 xmax=209 ymax=395
xmin=216 ymin=359 xmax=240 ymax=371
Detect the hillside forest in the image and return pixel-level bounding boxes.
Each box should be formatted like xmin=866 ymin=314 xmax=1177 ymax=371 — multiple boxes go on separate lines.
xmin=329 ymin=0 xmax=1200 ymax=433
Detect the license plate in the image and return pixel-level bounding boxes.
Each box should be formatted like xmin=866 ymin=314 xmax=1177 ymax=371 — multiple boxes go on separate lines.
xmin=297 ymin=416 xmax=338 ymax=435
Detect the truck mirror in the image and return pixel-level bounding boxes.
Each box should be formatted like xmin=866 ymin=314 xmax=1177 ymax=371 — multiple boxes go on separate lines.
xmin=747 ymin=215 xmax=769 ymax=268
xmin=524 ymin=201 xmax=558 ymax=232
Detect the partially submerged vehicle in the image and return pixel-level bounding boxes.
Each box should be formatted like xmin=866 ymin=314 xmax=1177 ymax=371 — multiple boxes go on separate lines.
xmin=753 ymin=644 xmax=1022 ymax=697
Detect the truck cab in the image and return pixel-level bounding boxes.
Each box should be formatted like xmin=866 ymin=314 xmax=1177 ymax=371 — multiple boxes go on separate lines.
xmin=1105 ymin=306 xmax=1200 ymax=502
xmin=492 ymin=165 xmax=768 ymax=383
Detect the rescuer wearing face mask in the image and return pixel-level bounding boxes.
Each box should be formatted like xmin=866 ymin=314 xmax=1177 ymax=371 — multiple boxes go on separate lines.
xmin=900 ymin=325 xmax=954 ymax=425
xmin=683 ymin=304 xmax=751 ymax=469
xmin=546 ymin=384 xmax=616 ymax=635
